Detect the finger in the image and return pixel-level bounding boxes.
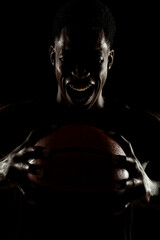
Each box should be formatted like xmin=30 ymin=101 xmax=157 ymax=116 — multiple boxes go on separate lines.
xmin=112 ymin=183 xmax=146 ymax=212
xmin=111 ymin=155 xmax=137 ymax=172
xmin=7 ymin=162 xmax=30 ymax=183
xmin=25 ymin=124 xmax=58 ymax=146
xmin=112 ymin=178 xmax=145 ymax=207
xmin=12 ymin=160 xmax=44 ymax=176
xmin=12 ymin=125 xmax=56 ymax=153
xmin=109 ymin=133 xmax=136 ymax=158
xmin=14 ymin=146 xmax=51 ymax=162
xmin=123 ymin=181 xmax=146 ymax=204
xmin=142 ymin=161 xmax=150 ymax=170
xmin=13 ymin=162 xmax=30 ymax=172
xmin=106 ymin=155 xmax=141 ymax=179
xmin=126 ymin=178 xmax=142 ymax=188
xmin=112 ymin=178 xmax=142 ymax=191
xmin=28 ymin=164 xmax=44 ymax=177
xmin=8 ymin=162 xmax=43 ymax=185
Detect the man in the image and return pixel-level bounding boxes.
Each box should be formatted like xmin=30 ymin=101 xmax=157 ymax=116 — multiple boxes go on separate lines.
xmin=0 ymin=0 xmax=160 ymax=239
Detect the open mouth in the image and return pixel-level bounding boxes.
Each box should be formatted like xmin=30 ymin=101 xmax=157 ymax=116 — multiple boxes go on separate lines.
xmin=66 ymin=79 xmax=96 ymax=104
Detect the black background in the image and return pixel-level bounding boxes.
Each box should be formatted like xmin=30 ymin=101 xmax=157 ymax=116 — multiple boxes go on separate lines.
xmin=1 ymin=0 xmax=160 ymax=112
xmin=1 ymin=2 xmax=160 ymax=239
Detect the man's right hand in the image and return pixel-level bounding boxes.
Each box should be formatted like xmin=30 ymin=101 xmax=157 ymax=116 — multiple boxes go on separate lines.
xmin=0 ymin=125 xmax=56 ymax=202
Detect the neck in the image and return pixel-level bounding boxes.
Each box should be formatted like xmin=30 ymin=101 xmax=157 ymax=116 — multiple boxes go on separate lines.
xmin=96 ymin=93 xmax=105 ymax=109
xmin=56 ymin=86 xmax=62 ymax=103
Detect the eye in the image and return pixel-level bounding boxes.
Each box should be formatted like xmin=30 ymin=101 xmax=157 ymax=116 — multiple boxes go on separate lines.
xmin=59 ymin=51 xmax=72 ymax=63
xmin=59 ymin=56 xmax=64 ymax=62
xmin=98 ymin=56 xmax=104 ymax=64
xmin=91 ymin=51 xmax=104 ymax=65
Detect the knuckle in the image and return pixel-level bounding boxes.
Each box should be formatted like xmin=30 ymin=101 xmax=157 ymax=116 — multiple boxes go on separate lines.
xmin=13 ymin=162 xmax=29 ymax=172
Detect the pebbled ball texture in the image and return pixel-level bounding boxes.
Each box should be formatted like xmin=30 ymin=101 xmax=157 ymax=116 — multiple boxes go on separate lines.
xmin=27 ymin=124 xmax=129 ymax=191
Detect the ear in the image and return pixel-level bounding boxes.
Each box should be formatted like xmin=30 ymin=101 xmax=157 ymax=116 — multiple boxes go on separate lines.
xmin=49 ymin=45 xmax=55 ymax=66
xmin=108 ymin=50 xmax=114 ymax=69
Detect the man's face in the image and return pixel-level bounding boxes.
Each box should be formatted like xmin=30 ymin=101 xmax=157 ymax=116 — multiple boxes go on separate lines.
xmin=50 ymin=28 xmax=114 ymax=109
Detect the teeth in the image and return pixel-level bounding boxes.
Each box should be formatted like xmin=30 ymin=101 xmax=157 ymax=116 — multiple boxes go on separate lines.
xmin=69 ymin=84 xmax=92 ymax=92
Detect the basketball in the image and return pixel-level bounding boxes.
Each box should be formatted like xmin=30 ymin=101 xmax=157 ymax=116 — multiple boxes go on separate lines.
xmin=27 ymin=124 xmax=129 ymax=191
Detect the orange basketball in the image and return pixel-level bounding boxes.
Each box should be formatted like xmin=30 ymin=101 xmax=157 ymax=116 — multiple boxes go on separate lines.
xmin=27 ymin=124 xmax=129 ymax=191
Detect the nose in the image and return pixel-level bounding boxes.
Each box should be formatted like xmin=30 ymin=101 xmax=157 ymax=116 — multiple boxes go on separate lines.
xmin=71 ymin=65 xmax=90 ymax=79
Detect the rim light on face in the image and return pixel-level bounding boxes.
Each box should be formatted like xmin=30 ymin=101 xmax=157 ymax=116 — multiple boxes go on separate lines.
xmin=53 ymin=28 xmax=112 ymax=109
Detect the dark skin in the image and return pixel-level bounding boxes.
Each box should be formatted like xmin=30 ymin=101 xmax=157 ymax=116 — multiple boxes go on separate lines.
xmin=0 ymin=27 xmax=160 ymax=211
xmin=49 ymin=28 xmax=114 ymax=110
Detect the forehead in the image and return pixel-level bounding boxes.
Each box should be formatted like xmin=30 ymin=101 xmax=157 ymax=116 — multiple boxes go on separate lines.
xmin=55 ymin=27 xmax=109 ymax=51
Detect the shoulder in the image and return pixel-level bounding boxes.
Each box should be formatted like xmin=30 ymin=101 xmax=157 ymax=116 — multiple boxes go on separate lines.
xmin=102 ymin=98 xmax=160 ymax=164
xmin=102 ymin=98 xmax=160 ymax=131
xmin=0 ymin=98 xmax=59 ymax=153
